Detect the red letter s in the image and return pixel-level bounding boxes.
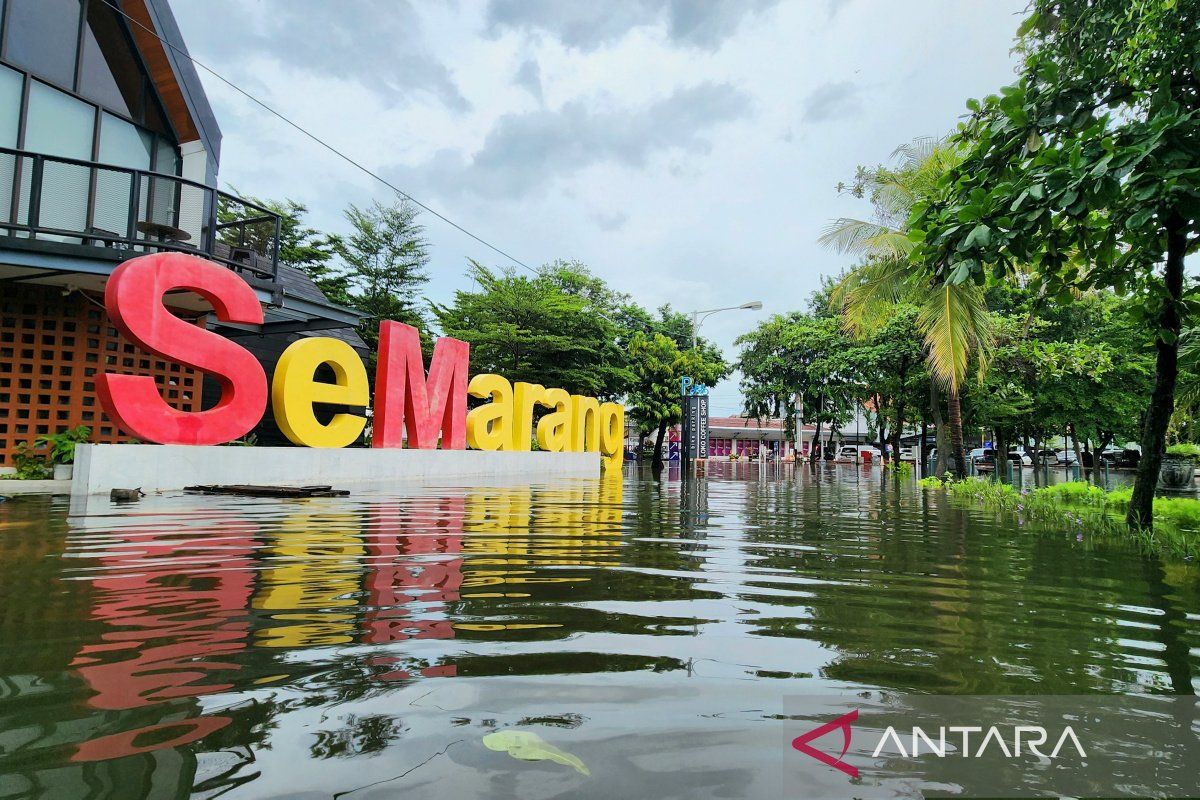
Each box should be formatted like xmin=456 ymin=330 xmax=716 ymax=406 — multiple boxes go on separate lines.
xmin=97 ymin=253 xmax=267 ymax=445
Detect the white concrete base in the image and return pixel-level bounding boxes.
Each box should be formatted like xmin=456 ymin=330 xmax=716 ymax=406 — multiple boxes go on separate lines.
xmin=0 ymin=478 xmax=72 ymax=496
xmin=71 ymin=444 xmax=601 ymax=496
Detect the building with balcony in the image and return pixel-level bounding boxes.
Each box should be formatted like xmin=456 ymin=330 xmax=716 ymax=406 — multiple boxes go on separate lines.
xmin=0 ymin=0 xmax=364 ymax=466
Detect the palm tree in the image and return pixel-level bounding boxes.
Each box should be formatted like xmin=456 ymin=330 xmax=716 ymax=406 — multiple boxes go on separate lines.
xmin=820 ymin=138 xmax=993 ymax=478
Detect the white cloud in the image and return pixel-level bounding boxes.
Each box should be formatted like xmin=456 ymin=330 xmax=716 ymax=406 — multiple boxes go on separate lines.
xmin=171 ymin=0 xmax=1029 ymax=409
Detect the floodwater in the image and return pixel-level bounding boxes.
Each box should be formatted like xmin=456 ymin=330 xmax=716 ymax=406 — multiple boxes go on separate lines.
xmin=0 ymin=464 xmax=1197 ymax=799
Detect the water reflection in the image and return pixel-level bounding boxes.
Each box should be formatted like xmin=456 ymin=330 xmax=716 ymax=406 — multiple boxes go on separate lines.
xmin=0 ymin=466 xmax=1196 ymax=798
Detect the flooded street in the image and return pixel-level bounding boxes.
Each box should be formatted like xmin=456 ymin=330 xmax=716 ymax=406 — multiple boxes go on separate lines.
xmin=1 ymin=464 xmax=1198 ymax=798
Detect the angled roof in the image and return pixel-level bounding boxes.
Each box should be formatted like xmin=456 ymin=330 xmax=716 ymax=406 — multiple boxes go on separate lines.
xmin=125 ymin=0 xmax=222 ymax=168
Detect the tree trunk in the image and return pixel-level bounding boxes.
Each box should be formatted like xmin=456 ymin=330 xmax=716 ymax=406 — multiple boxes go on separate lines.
xmin=930 ymin=379 xmax=949 ymax=477
xmin=1023 ymin=430 xmax=1038 ymax=488
xmin=1095 ymin=432 xmax=1113 ymax=487
xmin=812 ymin=419 xmax=823 ymax=469
xmin=995 ymin=428 xmax=1008 ymax=483
xmin=1129 ymin=214 xmax=1187 ymax=528
xmin=1069 ymin=424 xmax=1085 ymax=483
xmin=947 ymin=386 xmax=967 ymax=480
xmin=652 ymin=420 xmax=668 ymax=470
xmin=1033 ymin=433 xmax=1045 ymax=488
xmin=920 ymin=412 xmax=930 ymax=478
xmin=891 ymin=414 xmax=903 ymax=473
xmin=811 ymin=391 xmax=824 ymax=469
xmin=892 ymin=356 xmax=908 ymax=470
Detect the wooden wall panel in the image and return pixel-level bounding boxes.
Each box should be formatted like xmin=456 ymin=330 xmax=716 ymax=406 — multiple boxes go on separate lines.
xmin=0 ymin=284 xmax=203 ymax=466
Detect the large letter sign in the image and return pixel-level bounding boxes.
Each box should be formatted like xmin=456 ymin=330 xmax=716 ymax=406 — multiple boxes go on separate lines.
xmin=97 ymin=253 xmax=267 ymax=445
xmin=98 ymin=253 xmax=625 ymax=468
xmin=373 ymin=321 xmax=469 ymax=449
xmin=272 ymin=337 xmax=370 ymax=448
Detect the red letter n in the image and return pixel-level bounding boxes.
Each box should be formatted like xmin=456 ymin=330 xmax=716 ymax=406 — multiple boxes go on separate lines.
xmin=373 ymin=321 xmax=469 ymax=449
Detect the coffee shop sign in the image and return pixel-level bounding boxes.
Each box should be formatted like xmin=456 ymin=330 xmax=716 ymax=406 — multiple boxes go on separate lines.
xmin=95 ymin=254 xmax=624 ymax=467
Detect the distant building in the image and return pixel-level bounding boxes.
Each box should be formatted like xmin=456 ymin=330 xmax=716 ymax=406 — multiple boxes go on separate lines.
xmin=707 ymin=416 xmax=812 ymax=459
xmin=0 ymin=0 xmax=363 ymax=466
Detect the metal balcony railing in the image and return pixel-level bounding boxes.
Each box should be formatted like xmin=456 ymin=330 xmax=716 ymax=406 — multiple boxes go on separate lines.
xmin=0 ymin=146 xmax=281 ymax=282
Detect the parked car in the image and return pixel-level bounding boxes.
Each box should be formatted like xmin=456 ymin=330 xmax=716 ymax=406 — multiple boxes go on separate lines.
xmin=999 ymin=447 xmax=1033 ymax=466
xmin=970 ymin=448 xmax=1028 ymax=469
xmin=1100 ymin=447 xmax=1141 ymax=469
xmin=1056 ymin=450 xmax=1078 ymax=465
xmin=1006 ymin=448 xmax=1033 ymax=466
xmin=837 ymin=444 xmax=881 ymax=462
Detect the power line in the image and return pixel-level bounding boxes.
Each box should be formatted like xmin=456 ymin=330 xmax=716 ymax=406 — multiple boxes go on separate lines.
xmin=101 ymin=0 xmax=538 ymax=274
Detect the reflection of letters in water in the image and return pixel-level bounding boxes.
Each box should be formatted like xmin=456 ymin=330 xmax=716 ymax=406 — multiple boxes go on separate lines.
xmin=66 ymin=479 xmax=624 ymax=759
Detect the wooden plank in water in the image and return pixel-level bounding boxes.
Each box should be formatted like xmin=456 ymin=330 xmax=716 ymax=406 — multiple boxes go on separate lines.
xmin=184 ymin=484 xmax=350 ymax=498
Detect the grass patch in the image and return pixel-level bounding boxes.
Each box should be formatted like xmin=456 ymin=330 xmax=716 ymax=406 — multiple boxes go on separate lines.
xmin=921 ymin=477 xmax=1200 ymax=560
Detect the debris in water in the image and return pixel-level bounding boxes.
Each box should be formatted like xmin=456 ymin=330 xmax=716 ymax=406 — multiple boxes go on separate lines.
xmin=482 ymin=730 xmax=590 ymax=775
xmin=184 ymin=484 xmax=350 ymax=498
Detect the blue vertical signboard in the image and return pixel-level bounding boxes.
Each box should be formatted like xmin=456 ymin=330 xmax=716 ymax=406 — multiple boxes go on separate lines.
xmin=680 ymin=377 xmax=709 ymax=461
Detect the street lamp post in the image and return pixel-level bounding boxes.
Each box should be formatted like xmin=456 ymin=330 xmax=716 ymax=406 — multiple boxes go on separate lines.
xmin=689 ymin=301 xmax=763 ymax=349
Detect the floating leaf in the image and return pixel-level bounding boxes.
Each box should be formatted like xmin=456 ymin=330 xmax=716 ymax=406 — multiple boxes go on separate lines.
xmin=483 ymin=730 xmax=591 ymax=776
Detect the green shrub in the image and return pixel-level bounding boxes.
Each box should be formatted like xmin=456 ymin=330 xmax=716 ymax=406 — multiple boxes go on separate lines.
xmin=1165 ymin=443 xmax=1200 ymax=459
xmin=6 ymin=442 xmax=51 ymax=480
xmin=925 ymin=476 xmax=1200 ymax=559
xmin=35 ymin=426 xmax=91 ymax=465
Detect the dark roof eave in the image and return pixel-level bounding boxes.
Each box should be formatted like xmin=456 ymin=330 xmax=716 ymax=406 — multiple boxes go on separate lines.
xmin=141 ymin=0 xmax=222 ymax=165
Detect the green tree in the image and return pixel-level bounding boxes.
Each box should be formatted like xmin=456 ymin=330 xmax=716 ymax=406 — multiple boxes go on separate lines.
xmin=217 ymin=194 xmax=348 ymax=304
xmin=909 ymin=0 xmax=1200 ymax=526
xmin=625 ymin=332 xmax=720 ymax=468
xmin=336 ymin=199 xmax=431 ymax=364
xmin=432 ymin=260 xmax=632 ymax=398
xmin=836 ymin=305 xmax=927 ymax=468
xmin=823 ymin=139 xmax=995 ymax=477
xmin=736 ymin=313 xmax=855 ymax=461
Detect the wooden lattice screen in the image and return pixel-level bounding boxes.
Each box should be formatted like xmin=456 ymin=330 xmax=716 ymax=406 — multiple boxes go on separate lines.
xmin=0 ymin=284 xmax=203 ymax=466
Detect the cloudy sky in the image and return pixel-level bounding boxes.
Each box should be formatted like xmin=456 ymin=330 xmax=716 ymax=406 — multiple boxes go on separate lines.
xmin=171 ymin=0 xmax=1029 ymax=415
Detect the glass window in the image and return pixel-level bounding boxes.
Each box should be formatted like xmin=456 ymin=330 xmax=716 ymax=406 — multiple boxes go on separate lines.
xmin=98 ymin=112 xmax=151 ymax=169
xmin=93 ymin=114 xmax=146 ymax=237
xmin=142 ymin=88 xmax=170 ymax=136
xmin=4 ymin=0 xmax=83 ymax=89
xmin=154 ymin=137 xmax=178 ymax=175
xmin=25 ymin=81 xmax=92 ymax=236
xmin=0 ymin=64 xmax=22 ymax=148
xmin=24 ymin=80 xmax=93 ymax=158
xmin=78 ymin=2 xmax=143 ymax=119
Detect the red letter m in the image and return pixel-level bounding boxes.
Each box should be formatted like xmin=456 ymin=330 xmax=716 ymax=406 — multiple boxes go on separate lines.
xmin=373 ymin=321 xmax=469 ymax=450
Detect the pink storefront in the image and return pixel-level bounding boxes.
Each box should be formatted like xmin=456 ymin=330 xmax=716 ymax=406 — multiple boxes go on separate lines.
xmin=705 ymin=416 xmax=814 ymax=459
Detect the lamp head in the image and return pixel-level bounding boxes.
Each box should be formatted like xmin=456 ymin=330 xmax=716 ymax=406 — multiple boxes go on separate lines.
xmin=741 ymin=301 xmax=764 ymax=311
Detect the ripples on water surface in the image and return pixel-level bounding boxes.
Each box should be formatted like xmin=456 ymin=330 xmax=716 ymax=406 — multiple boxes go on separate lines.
xmin=0 ymin=463 xmax=1197 ymax=798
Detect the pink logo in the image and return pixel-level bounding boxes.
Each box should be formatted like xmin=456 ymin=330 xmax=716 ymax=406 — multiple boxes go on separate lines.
xmin=792 ymin=709 xmax=859 ymax=778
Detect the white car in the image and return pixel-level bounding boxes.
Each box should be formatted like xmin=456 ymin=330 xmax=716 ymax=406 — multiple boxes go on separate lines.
xmin=1056 ymin=450 xmax=1078 ymax=465
xmin=837 ymin=444 xmax=881 ymax=462
xmin=1007 ymin=448 xmax=1033 ymax=466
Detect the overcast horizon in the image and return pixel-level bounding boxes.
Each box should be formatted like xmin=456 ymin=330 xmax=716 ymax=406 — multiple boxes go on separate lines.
xmin=171 ymin=0 xmax=1029 ymax=416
